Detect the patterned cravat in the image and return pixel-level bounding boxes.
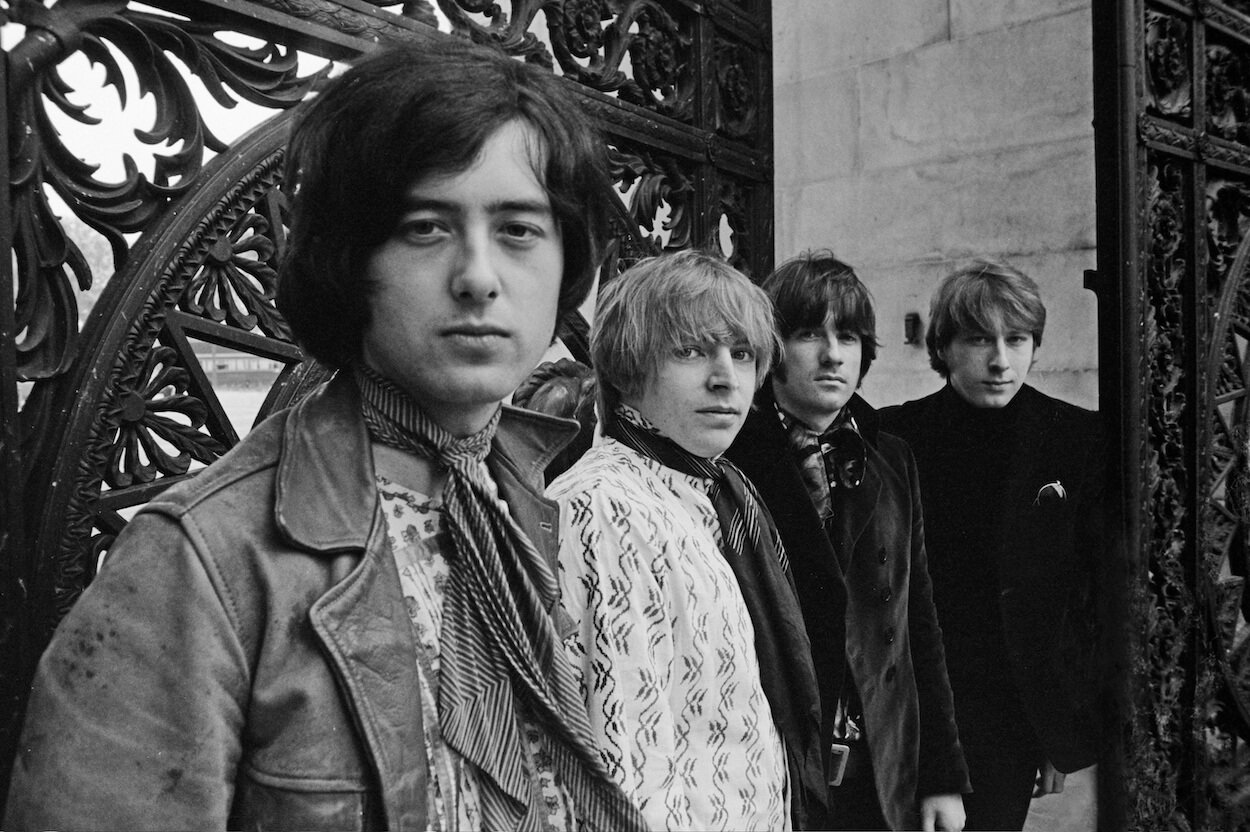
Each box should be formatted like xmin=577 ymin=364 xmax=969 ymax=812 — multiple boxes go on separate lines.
xmin=780 ymin=405 xmax=866 ymax=521
xmin=355 ymin=366 xmax=646 ymax=832
xmin=606 ymin=406 xmax=827 ymax=819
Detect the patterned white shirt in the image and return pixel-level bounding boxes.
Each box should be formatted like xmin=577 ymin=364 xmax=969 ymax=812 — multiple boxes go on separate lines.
xmin=547 ymin=439 xmax=790 ymax=832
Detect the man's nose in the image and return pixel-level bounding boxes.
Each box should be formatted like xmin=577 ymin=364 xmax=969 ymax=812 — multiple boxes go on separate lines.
xmin=988 ymin=338 xmax=1010 ymax=369
xmin=707 ymin=347 xmax=740 ymax=389
xmin=450 ymin=232 xmax=501 ymax=302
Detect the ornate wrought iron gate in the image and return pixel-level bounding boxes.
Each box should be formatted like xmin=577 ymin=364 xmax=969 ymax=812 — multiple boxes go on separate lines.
xmin=0 ymin=0 xmax=775 ymax=806
xmin=1093 ymin=0 xmax=1250 ymax=827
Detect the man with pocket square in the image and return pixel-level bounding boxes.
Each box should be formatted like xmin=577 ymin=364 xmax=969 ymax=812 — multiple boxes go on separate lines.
xmin=880 ymin=260 xmax=1105 ymax=831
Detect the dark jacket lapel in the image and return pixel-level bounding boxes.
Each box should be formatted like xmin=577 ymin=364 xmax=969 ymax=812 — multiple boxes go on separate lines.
xmin=731 ymin=399 xmax=846 ymax=585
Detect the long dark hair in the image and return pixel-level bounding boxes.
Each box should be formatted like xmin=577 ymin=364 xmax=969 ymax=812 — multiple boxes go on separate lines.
xmin=277 ymin=40 xmax=613 ymax=369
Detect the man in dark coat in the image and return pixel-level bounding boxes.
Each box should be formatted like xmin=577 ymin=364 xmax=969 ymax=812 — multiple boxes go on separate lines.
xmin=727 ymin=250 xmax=970 ymax=831
xmin=879 ymin=260 xmax=1103 ymax=831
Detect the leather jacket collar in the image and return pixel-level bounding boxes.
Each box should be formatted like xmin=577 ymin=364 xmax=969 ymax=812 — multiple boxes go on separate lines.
xmin=274 ymin=371 xmax=579 ymax=554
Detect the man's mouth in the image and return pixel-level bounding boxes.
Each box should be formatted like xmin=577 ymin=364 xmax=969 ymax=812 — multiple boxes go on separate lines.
xmin=442 ymin=323 xmax=510 ymax=339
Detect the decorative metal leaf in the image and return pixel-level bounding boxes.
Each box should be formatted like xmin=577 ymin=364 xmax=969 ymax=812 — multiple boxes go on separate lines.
xmin=182 ymin=213 xmax=291 ymax=340
xmin=103 ymin=345 xmax=226 ymax=488
xmin=6 ymin=1 xmax=325 ymax=380
xmin=436 ymin=0 xmax=553 ymax=64
xmin=621 ymin=4 xmax=693 ymax=119
xmin=1145 ymin=11 xmax=1192 ymax=121
xmin=714 ymin=38 xmax=756 ymax=139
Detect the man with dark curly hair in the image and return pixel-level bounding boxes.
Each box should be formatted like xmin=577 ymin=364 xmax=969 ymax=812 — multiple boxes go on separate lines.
xmin=7 ymin=40 xmax=644 ymax=832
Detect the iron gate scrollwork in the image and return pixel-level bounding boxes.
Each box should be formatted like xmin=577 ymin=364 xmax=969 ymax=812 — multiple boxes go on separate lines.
xmin=1095 ymin=0 xmax=1250 ymax=827
xmin=0 ymin=0 xmax=775 ymax=807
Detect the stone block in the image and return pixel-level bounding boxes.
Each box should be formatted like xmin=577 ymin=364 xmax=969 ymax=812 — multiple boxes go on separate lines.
xmin=951 ymin=0 xmax=1090 ymax=40
xmin=774 ymin=70 xmax=860 ymax=187
xmin=772 ymin=0 xmax=949 ymax=86
xmin=1000 ymin=249 xmax=1099 ymax=375
xmin=860 ymin=367 xmax=944 ymax=410
xmin=859 ymin=10 xmax=1093 ymax=171
xmin=784 ymin=136 xmax=1096 ymax=264
xmin=1027 ymin=369 xmax=1100 ymax=410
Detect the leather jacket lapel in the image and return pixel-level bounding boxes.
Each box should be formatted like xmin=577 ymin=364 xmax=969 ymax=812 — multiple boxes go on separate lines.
xmin=309 ymin=518 xmax=429 ymax=831
xmin=275 ymin=373 xmax=377 ymax=553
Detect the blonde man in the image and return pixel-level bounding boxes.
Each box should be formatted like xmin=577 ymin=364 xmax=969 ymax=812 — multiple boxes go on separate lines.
xmin=548 ymin=249 xmax=825 ymax=831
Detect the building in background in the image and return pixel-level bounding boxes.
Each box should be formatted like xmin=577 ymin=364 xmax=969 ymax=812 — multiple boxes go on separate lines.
xmin=772 ymin=1 xmax=1098 ymax=409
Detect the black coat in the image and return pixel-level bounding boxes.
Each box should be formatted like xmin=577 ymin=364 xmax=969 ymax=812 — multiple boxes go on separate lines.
xmin=728 ymin=391 xmax=970 ymax=831
xmin=878 ymin=384 xmax=1102 ymax=773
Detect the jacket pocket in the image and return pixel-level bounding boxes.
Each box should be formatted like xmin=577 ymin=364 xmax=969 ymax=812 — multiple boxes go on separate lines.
xmin=230 ymin=765 xmax=382 ymax=831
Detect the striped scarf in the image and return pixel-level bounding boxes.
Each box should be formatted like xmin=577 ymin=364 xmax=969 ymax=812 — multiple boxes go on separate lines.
xmin=606 ymin=406 xmax=827 ymax=827
xmin=355 ymin=366 xmax=646 ymax=832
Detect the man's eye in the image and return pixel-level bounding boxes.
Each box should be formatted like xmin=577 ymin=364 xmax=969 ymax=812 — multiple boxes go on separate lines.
xmin=838 ymin=332 xmax=861 ymax=344
xmin=397 ymin=219 xmax=445 ymax=241
xmin=502 ymin=222 xmax=541 ymax=240
xmin=731 ymin=348 xmax=756 ymax=361
xmin=796 ymin=330 xmax=820 ymax=341
xmin=674 ymin=345 xmax=703 ymax=359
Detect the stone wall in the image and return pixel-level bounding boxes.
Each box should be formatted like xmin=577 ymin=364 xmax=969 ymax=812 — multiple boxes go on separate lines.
xmin=771 ymin=0 xmax=1098 ymax=409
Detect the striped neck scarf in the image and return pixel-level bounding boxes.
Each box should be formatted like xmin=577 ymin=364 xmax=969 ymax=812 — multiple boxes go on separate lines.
xmin=355 ymin=366 xmax=645 ymax=832
xmin=606 ymin=405 xmax=827 ymax=825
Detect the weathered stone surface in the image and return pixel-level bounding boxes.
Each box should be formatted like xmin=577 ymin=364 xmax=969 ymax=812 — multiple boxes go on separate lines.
xmin=780 ymin=136 xmax=1096 ymax=263
xmin=774 ymin=70 xmax=860 ymax=187
xmin=859 ymin=10 xmax=1093 ymax=171
xmin=772 ymin=0 xmax=949 ymax=86
xmin=861 ymin=368 xmax=944 ymax=410
xmin=951 ymin=0 xmax=1089 ymax=39
xmin=772 ymin=1 xmax=1101 ymax=421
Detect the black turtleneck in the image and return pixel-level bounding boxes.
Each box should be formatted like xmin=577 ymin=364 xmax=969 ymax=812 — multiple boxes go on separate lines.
xmin=895 ymin=385 xmax=1034 ymax=743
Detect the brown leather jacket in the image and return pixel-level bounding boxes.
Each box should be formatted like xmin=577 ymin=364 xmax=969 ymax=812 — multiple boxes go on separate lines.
xmin=5 ymin=373 xmax=594 ymax=830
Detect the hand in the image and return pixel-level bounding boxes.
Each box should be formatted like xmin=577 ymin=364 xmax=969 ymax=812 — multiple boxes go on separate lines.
xmin=1033 ymin=759 xmax=1066 ymax=796
xmin=920 ymin=792 xmax=966 ymax=831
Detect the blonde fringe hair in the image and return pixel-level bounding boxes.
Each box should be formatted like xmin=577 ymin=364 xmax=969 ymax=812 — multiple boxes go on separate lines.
xmin=591 ymin=249 xmax=781 ymax=416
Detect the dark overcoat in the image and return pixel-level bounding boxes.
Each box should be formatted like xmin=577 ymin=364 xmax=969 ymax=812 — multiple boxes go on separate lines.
xmin=728 ymin=390 xmax=970 ymax=831
xmin=878 ymin=383 xmax=1103 ymax=774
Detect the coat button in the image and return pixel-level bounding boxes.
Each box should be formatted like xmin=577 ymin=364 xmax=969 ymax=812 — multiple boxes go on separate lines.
xmin=879 ymin=586 xmax=892 ymax=604
xmin=884 ymin=626 xmax=896 ymax=644
xmin=885 ymin=665 xmax=896 ymax=683
xmin=878 ymin=546 xmax=887 ymax=563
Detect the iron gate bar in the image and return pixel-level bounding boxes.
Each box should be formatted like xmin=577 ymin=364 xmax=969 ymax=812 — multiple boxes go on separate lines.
xmin=1095 ymin=0 xmax=1250 ymax=826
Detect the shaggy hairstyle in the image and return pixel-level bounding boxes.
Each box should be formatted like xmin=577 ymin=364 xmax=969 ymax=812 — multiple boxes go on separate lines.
xmin=591 ymin=249 xmax=780 ymax=417
xmin=926 ymin=259 xmax=1046 ymax=377
xmin=762 ymin=249 xmax=881 ymax=383
xmin=277 ymin=39 xmax=614 ymax=369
